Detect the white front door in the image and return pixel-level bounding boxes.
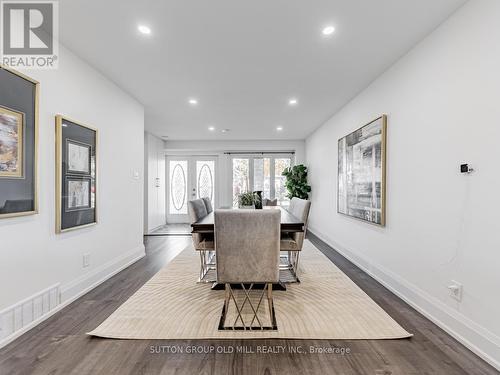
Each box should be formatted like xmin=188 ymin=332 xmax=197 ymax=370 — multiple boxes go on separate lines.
xmin=166 ymin=156 xmax=217 ymax=223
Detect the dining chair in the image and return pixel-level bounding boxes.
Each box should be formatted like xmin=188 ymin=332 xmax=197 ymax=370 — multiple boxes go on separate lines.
xmin=262 ymin=198 xmax=278 ymax=206
xmin=215 ymin=209 xmax=280 ymax=330
xmin=188 ymin=198 xmax=215 ymax=282
xmin=202 ymin=197 xmax=213 ymax=213
xmin=280 ymin=197 xmax=311 ymax=282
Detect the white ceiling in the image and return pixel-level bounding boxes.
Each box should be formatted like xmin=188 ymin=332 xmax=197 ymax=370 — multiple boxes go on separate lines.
xmin=60 ymin=0 xmax=466 ymax=140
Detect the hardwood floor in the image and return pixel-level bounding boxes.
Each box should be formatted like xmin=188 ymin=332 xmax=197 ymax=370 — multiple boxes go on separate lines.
xmin=0 ymin=235 xmax=497 ymax=375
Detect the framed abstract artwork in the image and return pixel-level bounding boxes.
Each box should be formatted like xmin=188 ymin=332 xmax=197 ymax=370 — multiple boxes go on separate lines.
xmin=338 ymin=115 xmax=387 ymax=226
xmin=55 ymin=115 xmax=97 ymax=233
xmin=0 ymin=65 xmax=39 ymax=219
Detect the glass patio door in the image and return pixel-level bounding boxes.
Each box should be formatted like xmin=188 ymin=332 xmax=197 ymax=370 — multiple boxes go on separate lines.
xmin=230 ymin=154 xmax=292 ymax=207
xmin=166 ymin=157 xmax=216 ymax=223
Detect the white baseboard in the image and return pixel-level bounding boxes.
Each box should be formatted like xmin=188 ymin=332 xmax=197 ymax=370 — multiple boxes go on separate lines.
xmin=0 ymin=244 xmax=145 ymax=349
xmin=308 ymin=227 xmax=500 ymax=371
xmin=60 ymin=244 xmax=145 ymax=302
xmin=145 ymin=224 xmax=164 ymax=235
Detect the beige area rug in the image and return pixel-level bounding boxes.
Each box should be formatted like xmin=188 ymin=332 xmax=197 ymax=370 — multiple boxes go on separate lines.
xmin=88 ymin=240 xmax=412 ymax=340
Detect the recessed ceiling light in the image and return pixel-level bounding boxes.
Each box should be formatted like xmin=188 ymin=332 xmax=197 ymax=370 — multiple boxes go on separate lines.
xmin=188 ymin=98 xmax=198 ymax=105
xmin=221 ymin=129 xmax=230 ymax=133
xmin=322 ymin=25 xmax=335 ymax=36
xmin=288 ymin=98 xmax=298 ymax=106
xmin=276 ymin=126 xmax=283 ymax=131
xmin=208 ymin=126 xmax=215 ymax=131
xmin=138 ymin=25 xmax=152 ymax=35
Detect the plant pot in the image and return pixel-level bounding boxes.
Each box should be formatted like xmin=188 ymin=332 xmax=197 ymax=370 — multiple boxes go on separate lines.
xmin=254 ymin=191 xmax=263 ymax=209
xmin=239 ymin=205 xmax=255 ymax=209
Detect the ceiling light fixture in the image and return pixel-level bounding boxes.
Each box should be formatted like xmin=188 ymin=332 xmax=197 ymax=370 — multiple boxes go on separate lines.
xmin=208 ymin=126 xmax=215 ymax=131
xmin=221 ymin=129 xmax=230 ymax=133
xmin=188 ymin=98 xmax=198 ymax=105
xmin=322 ymin=25 xmax=335 ymax=36
xmin=288 ymin=98 xmax=298 ymax=106
xmin=138 ymin=25 xmax=152 ymax=35
xmin=276 ymin=126 xmax=283 ymax=131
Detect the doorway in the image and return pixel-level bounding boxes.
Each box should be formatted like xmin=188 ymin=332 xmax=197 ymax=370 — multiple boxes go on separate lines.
xmin=166 ymin=156 xmax=217 ymax=224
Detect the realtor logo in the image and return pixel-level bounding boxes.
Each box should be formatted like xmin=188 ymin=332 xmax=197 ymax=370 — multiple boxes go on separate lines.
xmin=1 ymin=1 xmax=58 ymax=69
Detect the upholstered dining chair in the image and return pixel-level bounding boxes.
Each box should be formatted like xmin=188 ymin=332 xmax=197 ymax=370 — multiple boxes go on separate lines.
xmin=215 ymin=209 xmax=281 ymax=330
xmin=280 ymin=197 xmax=311 ymax=282
xmin=188 ymin=198 xmax=215 ymax=282
xmin=262 ymin=198 xmax=278 ymax=206
xmin=202 ymin=197 xmax=213 ymax=213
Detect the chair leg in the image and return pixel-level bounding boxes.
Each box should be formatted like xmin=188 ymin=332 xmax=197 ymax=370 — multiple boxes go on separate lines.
xmin=292 ymin=252 xmax=300 ymax=274
xmin=198 ymin=250 xmax=216 ymax=282
xmin=267 ymin=283 xmax=273 ymax=325
xmin=198 ymin=251 xmax=206 ymax=280
xmin=224 ymin=284 xmax=230 ymax=316
xmin=279 ymin=251 xmax=301 ymax=283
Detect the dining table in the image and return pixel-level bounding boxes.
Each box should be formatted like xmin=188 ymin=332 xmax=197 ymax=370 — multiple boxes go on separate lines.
xmin=191 ymin=205 xmax=305 ymax=234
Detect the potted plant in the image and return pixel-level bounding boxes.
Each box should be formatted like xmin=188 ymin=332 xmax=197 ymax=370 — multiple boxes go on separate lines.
xmin=282 ymin=164 xmax=312 ymax=200
xmin=238 ymin=192 xmax=256 ymax=209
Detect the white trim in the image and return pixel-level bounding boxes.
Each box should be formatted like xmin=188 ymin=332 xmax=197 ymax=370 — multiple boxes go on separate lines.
xmin=0 ymin=244 xmax=145 ymax=349
xmin=146 ymin=224 xmax=164 ymax=234
xmin=308 ymin=227 xmax=500 ymax=371
xmin=59 ymin=245 xmax=145 ymax=301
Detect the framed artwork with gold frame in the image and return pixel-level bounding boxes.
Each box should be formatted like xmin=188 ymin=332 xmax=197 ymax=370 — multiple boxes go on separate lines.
xmin=0 ymin=65 xmax=39 ymax=219
xmin=337 ymin=115 xmax=387 ymax=226
xmin=55 ymin=115 xmax=97 ymax=233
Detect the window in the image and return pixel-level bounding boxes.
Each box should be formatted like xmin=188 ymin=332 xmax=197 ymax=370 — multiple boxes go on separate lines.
xmin=169 ymin=160 xmax=188 ymax=214
xmin=231 ymin=155 xmax=293 ymax=207
xmin=274 ymin=158 xmax=291 ymax=205
xmin=232 ymin=158 xmax=250 ymax=207
xmin=196 ymin=160 xmax=215 ymax=201
xmin=253 ymin=158 xmax=271 ymax=199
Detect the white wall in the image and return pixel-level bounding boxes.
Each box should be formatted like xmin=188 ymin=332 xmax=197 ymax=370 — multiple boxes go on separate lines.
xmin=144 ymin=132 xmax=166 ymax=232
xmin=306 ymin=0 xmax=500 ymax=369
xmin=165 ymin=140 xmax=305 ymax=208
xmin=0 ymin=46 xmax=145 ymax=342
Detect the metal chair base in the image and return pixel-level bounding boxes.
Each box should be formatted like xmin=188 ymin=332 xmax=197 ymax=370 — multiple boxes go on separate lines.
xmin=218 ymin=283 xmax=277 ymax=331
xmin=198 ymin=250 xmax=216 ymax=283
xmin=279 ymin=251 xmax=301 ymax=283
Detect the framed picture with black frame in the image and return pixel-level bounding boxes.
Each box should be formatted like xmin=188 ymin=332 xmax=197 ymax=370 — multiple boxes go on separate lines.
xmin=55 ymin=115 xmax=97 ymax=233
xmin=0 ymin=65 xmax=39 ymax=219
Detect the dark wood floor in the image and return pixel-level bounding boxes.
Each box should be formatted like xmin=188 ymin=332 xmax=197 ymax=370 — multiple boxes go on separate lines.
xmin=0 ymin=234 xmax=497 ymax=375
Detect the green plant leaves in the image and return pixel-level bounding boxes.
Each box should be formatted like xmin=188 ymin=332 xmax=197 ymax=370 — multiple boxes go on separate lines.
xmin=282 ymin=164 xmax=311 ymax=200
xmin=238 ymin=192 xmax=255 ymax=206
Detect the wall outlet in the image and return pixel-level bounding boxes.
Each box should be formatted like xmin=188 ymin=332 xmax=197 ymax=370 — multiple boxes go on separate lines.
xmin=83 ymin=253 xmax=91 ymax=268
xmin=448 ymin=280 xmax=463 ymax=302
